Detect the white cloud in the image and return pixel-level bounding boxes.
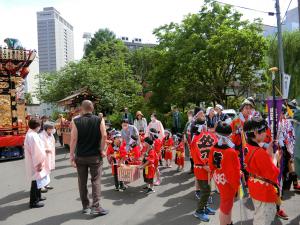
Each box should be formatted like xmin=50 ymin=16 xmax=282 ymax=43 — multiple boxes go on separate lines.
xmin=0 ymin=0 xmax=298 ymax=60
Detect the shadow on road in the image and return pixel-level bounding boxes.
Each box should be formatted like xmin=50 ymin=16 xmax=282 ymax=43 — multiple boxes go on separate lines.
xmin=0 ymin=190 xmax=28 ymax=205
xmin=0 ymin=202 xmax=30 ymax=221
xmin=136 ymin=192 xmax=201 ymax=225
xmin=54 ymin=172 xmax=77 ymax=180
xmin=157 ymin=180 xmax=194 ymax=198
xmin=101 ymin=185 xmax=148 ymax=206
xmin=26 ymin=210 xmax=97 ymax=225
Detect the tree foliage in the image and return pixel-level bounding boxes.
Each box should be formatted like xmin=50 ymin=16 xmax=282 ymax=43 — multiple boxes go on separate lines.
xmin=268 ymin=31 xmax=300 ymax=98
xmin=148 ymin=0 xmax=267 ymax=111
xmin=38 ymin=29 xmax=143 ymax=113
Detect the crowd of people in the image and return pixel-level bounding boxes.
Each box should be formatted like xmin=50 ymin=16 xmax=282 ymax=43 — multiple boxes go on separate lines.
xmin=23 ymin=98 xmax=300 ymax=225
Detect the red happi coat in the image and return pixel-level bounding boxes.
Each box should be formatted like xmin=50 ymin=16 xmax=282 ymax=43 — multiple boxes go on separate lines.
xmin=244 ymin=142 xmax=280 ymax=203
xmin=153 ymin=139 xmax=162 ymax=168
xmin=190 ymin=131 xmax=217 ymax=180
xmin=154 ymin=138 xmax=163 ymax=160
xmin=230 ymin=117 xmax=245 ymax=147
xmin=163 ymin=137 xmax=174 ymax=160
xmin=209 ymin=144 xmax=241 ymax=198
xmin=106 ymin=142 xmax=127 ymax=175
xmin=175 ymin=142 xmax=185 ymax=166
xmin=127 ymin=145 xmax=141 ymax=165
xmin=144 ymin=148 xmax=156 ymax=179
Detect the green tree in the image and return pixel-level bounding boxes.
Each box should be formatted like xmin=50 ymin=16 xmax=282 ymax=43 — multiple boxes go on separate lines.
xmin=38 ymin=29 xmax=143 ymax=114
xmin=268 ymin=31 xmax=300 ymax=98
xmin=25 ymin=92 xmax=33 ymax=104
xmin=150 ymin=0 xmax=267 ymax=109
xmin=84 ymin=28 xmax=128 ymax=61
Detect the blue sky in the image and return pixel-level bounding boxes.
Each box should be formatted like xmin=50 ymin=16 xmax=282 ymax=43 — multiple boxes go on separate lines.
xmin=0 ymin=0 xmax=297 ymax=60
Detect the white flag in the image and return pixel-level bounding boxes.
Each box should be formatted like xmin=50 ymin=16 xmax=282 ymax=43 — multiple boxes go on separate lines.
xmin=282 ymin=73 xmax=291 ymax=99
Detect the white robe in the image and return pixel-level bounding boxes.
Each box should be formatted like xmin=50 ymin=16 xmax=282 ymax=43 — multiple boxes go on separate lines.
xmin=24 ymin=129 xmax=49 ymax=181
xmin=39 ymin=130 xmax=56 ymax=170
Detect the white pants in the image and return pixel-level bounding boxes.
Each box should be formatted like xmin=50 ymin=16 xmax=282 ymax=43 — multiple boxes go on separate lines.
xmin=253 ymin=199 xmax=276 ymax=225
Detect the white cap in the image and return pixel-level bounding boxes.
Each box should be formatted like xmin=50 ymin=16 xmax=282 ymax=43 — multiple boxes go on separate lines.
xmin=215 ymin=104 xmax=223 ymax=111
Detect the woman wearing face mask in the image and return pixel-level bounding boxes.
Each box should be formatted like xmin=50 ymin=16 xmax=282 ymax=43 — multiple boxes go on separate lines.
xmin=146 ymin=113 xmax=165 ymax=141
xmin=24 ymin=118 xmax=49 ymax=208
xmin=39 ymin=122 xmax=56 ymax=192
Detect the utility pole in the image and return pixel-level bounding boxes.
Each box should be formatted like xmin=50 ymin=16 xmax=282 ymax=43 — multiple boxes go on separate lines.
xmin=275 ymin=0 xmax=285 ymax=92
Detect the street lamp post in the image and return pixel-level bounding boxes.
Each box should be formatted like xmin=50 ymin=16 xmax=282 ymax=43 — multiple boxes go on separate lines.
xmin=269 ymin=67 xmax=278 ymax=152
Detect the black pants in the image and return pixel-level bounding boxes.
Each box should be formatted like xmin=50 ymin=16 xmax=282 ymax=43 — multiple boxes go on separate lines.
xmin=113 ymin=165 xmax=124 ymax=189
xmin=190 ymin=158 xmax=194 ymax=172
xmin=58 ymin=135 xmax=63 ymax=146
xmin=30 ymin=180 xmax=41 ymax=206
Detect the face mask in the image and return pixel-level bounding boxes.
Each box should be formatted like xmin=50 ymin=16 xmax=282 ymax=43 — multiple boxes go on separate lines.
xmin=188 ymin=116 xmax=193 ymax=121
xmin=151 ymin=117 xmax=155 ymax=122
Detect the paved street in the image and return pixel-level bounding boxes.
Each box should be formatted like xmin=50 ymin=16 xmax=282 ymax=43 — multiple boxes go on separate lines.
xmin=0 ymin=147 xmax=299 ymax=225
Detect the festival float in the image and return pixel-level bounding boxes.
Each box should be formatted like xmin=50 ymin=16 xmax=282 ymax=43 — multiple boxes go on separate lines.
xmin=57 ymin=88 xmax=98 ymax=147
xmin=0 ymin=38 xmax=36 ymax=160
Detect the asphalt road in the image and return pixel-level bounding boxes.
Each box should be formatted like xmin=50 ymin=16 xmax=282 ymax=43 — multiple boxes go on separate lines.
xmin=0 ymin=147 xmax=299 ymax=225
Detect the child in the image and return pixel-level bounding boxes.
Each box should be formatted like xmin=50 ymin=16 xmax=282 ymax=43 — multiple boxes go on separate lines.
xmin=149 ymin=128 xmax=162 ymax=185
xmin=127 ymin=135 xmax=141 ymax=165
xmin=243 ymin=116 xmax=280 ymax=225
xmin=209 ymin=122 xmax=240 ymax=225
xmin=190 ymin=119 xmax=217 ymax=222
xmin=163 ymin=130 xmax=174 ymax=167
xmin=175 ymin=133 xmax=185 ymax=171
xmin=39 ymin=122 xmax=56 ymax=191
xmin=24 ymin=118 xmax=49 ymax=208
xmin=139 ymin=137 xmax=156 ymax=194
xmin=106 ymin=131 xmax=127 ymax=191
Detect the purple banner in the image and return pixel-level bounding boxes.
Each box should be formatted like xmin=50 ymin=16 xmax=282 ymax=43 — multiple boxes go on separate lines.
xmin=266 ymin=97 xmax=283 ymax=137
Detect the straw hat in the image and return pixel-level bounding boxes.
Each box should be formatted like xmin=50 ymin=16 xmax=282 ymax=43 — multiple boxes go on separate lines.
xmin=136 ymin=111 xmax=144 ymax=117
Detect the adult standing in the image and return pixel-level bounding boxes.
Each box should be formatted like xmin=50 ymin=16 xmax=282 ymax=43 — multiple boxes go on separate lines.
xmin=146 ymin=113 xmax=165 ymax=141
xmin=183 ymin=110 xmax=194 ymax=174
xmin=244 ymin=117 xmax=279 ymax=225
xmin=24 ymin=118 xmax=49 ymax=208
xmin=121 ymin=119 xmax=140 ymax=151
xmin=230 ymin=99 xmax=254 ymax=183
xmin=215 ymin=104 xmax=229 ymax=122
xmin=69 ymin=100 xmax=108 ymax=216
xmin=134 ymin=111 xmax=147 ymax=133
xmin=172 ymin=107 xmax=182 ymax=134
xmin=206 ymin=107 xmax=218 ymax=132
xmin=55 ymin=114 xmax=66 ymax=147
xmin=122 ymin=107 xmax=134 ymax=125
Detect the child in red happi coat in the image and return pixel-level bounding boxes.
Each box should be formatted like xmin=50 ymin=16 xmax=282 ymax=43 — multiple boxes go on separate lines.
xmin=209 ymin=122 xmax=240 ymax=225
xmin=139 ymin=137 xmax=156 ymax=194
xmin=149 ymin=128 xmax=162 ymax=186
xmin=175 ymin=133 xmax=185 ymax=171
xmin=127 ymin=135 xmax=141 ymax=165
xmin=106 ymin=131 xmax=127 ymax=191
xmin=163 ymin=130 xmax=174 ymax=167
xmin=190 ymin=118 xmax=217 ymax=222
